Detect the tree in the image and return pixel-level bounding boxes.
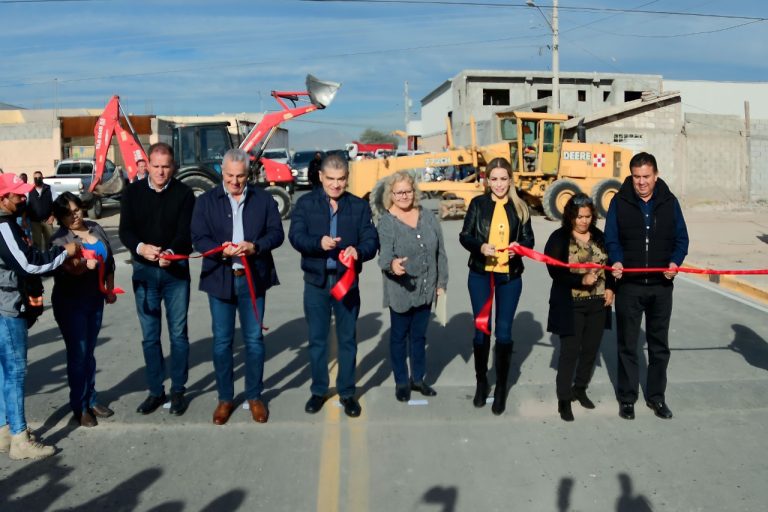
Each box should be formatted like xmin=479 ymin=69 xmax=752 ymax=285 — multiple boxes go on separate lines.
xmin=359 ymin=128 xmax=398 ymax=148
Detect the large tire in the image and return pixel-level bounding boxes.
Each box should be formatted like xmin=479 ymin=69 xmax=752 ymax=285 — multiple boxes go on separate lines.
xmin=591 ymin=178 xmax=621 ymax=218
xmin=542 ymin=179 xmax=581 ymax=221
xmin=87 ymin=198 xmax=103 ymax=219
xmin=182 ymin=175 xmax=217 ymax=197
xmin=266 ymin=186 xmax=292 ymax=220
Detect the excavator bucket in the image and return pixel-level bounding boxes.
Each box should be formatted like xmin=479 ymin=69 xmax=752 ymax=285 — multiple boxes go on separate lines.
xmin=306 ymin=75 xmax=341 ymax=109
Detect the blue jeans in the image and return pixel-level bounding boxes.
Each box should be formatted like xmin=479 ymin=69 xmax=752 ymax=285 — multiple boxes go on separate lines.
xmin=0 ymin=316 xmax=28 ymax=435
xmin=304 ymin=275 xmax=360 ymax=398
xmin=52 ymin=293 xmax=104 ymax=415
xmin=132 ymin=262 xmax=190 ymax=396
xmin=208 ymin=276 xmax=266 ymax=402
xmin=467 ymin=270 xmax=523 ymax=345
xmin=389 ymin=304 xmax=431 ymax=386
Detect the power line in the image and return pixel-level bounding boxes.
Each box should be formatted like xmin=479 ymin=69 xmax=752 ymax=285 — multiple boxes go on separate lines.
xmin=299 ymin=0 xmax=768 ymax=21
xmin=0 ymin=37 xmax=541 ymax=88
xmin=0 ymin=0 xmax=114 ymax=3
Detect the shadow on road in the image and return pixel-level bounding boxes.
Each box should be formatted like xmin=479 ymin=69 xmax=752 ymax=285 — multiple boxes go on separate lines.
xmin=554 ymin=473 xmax=653 ymax=512
xmin=728 ymin=323 xmax=768 ymax=372
xmin=0 ymin=457 xmax=248 ymax=512
xmin=421 ymin=485 xmax=458 ymax=512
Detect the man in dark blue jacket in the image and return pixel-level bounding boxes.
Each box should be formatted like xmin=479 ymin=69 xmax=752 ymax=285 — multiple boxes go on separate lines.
xmin=289 ymin=153 xmax=379 ymax=418
xmin=191 ymin=149 xmax=284 ymax=426
xmin=605 ymin=152 xmax=689 ymax=421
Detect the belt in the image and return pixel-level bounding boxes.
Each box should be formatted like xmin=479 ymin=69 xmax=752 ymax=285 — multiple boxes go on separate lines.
xmin=232 ymin=268 xmax=246 ymax=277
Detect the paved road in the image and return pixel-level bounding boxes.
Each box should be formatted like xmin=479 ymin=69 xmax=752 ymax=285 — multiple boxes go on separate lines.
xmin=1 ymin=208 xmax=767 ymax=512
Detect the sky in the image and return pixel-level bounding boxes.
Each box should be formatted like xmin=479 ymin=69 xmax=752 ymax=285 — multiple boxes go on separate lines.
xmin=0 ymin=0 xmax=766 ymax=145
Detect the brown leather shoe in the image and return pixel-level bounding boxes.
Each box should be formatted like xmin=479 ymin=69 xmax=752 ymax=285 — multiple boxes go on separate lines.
xmin=77 ymin=410 xmax=98 ymax=428
xmin=247 ymin=399 xmax=269 ymax=423
xmin=212 ymin=401 xmax=235 ymax=425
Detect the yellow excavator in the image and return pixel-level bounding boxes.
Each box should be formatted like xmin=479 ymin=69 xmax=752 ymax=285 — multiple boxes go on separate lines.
xmin=348 ymin=111 xmax=633 ymax=220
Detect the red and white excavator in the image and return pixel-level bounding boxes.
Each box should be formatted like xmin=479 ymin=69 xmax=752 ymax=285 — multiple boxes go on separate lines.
xmin=90 ymin=75 xmax=341 ymax=218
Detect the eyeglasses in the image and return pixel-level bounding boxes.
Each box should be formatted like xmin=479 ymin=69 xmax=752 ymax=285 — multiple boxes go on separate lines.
xmin=571 ymin=196 xmax=593 ymax=206
xmin=392 ymin=190 xmax=414 ymax=198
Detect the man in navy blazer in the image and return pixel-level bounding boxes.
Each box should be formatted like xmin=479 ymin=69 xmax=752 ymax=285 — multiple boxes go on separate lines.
xmin=288 ymin=153 xmax=379 ymax=418
xmin=191 ymin=149 xmax=284 ymax=425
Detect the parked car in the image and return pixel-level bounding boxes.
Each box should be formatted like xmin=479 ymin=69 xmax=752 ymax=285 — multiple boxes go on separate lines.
xmin=291 ymin=150 xmax=324 ymax=188
xmin=261 ymin=148 xmax=290 ymax=165
xmin=44 ymin=158 xmax=123 ymax=218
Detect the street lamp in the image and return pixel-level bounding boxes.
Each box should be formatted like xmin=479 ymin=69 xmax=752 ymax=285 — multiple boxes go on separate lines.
xmin=527 ymin=0 xmax=559 ymax=114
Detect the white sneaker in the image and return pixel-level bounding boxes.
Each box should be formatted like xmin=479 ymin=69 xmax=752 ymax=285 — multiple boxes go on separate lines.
xmin=1 ymin=425 xmax=37 ymax=453
xmin=9 ymin=430 xmax=54 ymax=460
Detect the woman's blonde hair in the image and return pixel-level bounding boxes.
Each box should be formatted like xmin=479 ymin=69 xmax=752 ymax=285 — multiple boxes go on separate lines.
xmin=382 ymin=170 xmax=420 ymax=210
xmin=485 ymin=157 xmax=530 ymax=224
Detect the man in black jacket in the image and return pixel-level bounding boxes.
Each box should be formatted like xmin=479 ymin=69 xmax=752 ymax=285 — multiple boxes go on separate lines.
xmin=27 ymin=171 xmax=54 ymax=251
xmin=119 ymin=143 xmax=195 ymax=417
xmin=605 ymin=152 xmax=689 ymax=421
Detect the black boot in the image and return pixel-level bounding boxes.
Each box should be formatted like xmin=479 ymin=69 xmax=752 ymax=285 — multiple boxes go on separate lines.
xmin=472 ymin=335 xmax=491 ymax=407
xmin=572 ymin=387 xmax=595 ymax=409
xmin=558 ymin=400 xmax=574 ymax=422
xmin=491 ymin=343 xmax=513 ymax=416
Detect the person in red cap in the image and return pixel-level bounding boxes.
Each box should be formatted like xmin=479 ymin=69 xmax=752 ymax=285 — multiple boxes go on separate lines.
xmin=0 ymin=174 xmax=79 ymax=461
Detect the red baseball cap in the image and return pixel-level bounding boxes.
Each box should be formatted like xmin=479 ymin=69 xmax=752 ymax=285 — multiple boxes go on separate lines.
xmin=0 ymin=174 xmax=35 ymax=196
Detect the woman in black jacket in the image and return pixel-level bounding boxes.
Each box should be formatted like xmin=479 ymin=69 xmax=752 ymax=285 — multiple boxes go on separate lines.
xmin=459 ymin=157 xmax=534 ymax=415
xmin=544 ymin=193 xmax=614 ymax=422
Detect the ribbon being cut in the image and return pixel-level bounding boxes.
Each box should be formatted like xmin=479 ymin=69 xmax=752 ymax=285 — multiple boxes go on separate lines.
xmin=473 ymin=243 xmax=768 ymax=335
xmin=80 ymin=248 xmax=125 ymax=301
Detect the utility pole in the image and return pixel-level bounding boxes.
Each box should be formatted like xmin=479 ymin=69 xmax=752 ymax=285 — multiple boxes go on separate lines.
xmin=552 ymin=0 xmax=559 ymax=113
xmin=404 ymin=81 xmax=410 ymax=130
xmin=527 ymin=0 xmax=559 ymax=113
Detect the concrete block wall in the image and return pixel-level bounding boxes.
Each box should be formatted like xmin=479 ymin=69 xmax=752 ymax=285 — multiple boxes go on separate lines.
xmin=683 ymin=114 xmax=747 ymax=204
xmin=749 ymin=119 xmax=768 ymax=201
xmin=582 ymin=102 xmax=684 ymax=194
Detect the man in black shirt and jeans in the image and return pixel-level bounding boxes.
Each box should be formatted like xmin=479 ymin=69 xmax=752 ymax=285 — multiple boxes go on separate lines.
xmin=119 ymin=142 xmax=196 ymax=416
xmin=27 ymin=171 xmax=54 ymax=251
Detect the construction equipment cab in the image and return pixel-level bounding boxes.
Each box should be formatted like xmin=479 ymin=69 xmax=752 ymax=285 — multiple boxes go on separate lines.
xmin=496 ymin=111 xmax=632 ymax=220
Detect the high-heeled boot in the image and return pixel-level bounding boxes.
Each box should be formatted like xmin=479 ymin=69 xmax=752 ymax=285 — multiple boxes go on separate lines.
xmin=472 ymin=335 xmax=491 ymax=407
xmin=492 ymin=342 xmax=513 ymax=415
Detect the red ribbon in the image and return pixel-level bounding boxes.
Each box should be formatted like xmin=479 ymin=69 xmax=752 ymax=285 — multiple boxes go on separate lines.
xmin=330 ymin=251 xmax=358 ymax=301
xmin=80 ymin=248 xmax=125 ymax=300
xmin=474 ymin=273 xmax=494 ymax=335
xmin=505 ymin=245 xmax=768 ymax=275
xmin=161 ymin=243 xmax=267 ymax=330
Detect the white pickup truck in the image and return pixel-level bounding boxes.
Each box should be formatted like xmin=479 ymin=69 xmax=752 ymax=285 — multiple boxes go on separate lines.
xmin=44 ymin=158 xmax=124 ymax=218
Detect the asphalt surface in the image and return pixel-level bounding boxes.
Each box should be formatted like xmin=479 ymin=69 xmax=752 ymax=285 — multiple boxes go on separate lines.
xmin=1 ymin=199 xmax=767 ymax=512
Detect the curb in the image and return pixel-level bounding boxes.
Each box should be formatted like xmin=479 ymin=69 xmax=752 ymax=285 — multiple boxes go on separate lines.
xmin=684 ymin=262 xmax=768 ymax=305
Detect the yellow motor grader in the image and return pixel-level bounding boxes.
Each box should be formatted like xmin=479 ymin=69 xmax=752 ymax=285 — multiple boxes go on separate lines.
xmin=347 ymin=111 xmax=633 ymax=220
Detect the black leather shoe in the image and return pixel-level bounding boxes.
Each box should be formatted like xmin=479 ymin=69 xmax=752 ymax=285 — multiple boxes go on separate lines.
xmin=136 ymin=392 xmax=166 ymax=415
xmin=646 ymin=401 xmax=673 ymax=419
xmin=619 ymin=402 xmax=635 ymax=420
xmin=395 ymin=385 xmax=411 ymax=402
xmin=305 ymin=395 xmax=326 ymax=414
xmin=558 ymin=400 xmax=574 ymax=422
xmin=91 ymin=403 xmax=114 ymax=418
xmin=572 ymin=388 xmax=595 ymax=409
xmin=410 ymin=380 xmax=437 ymax=397
xmin=169 ymin=391 xmax=187 ymax=416
xmin=340 ymin=396 xmax=361 ymax=418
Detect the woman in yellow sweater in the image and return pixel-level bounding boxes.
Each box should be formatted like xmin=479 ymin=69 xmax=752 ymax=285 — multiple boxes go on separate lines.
xmin=459 ymin=158 xmax=535 ymax=415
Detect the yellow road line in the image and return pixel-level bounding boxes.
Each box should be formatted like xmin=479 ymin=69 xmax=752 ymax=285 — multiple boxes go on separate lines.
xmin=317 ymin=323 xmax=341 ymax=512
xmin=346 ymin=398 xmax=369 ymax=512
